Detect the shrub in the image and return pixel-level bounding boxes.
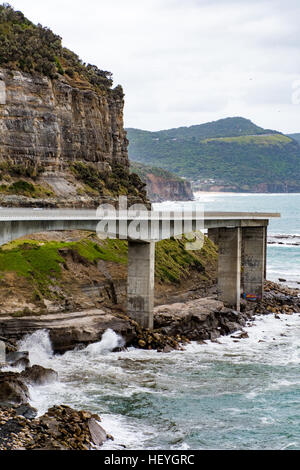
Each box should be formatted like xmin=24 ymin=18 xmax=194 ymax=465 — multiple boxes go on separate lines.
xmin=0 ymin=4 xmax=114 ymax=90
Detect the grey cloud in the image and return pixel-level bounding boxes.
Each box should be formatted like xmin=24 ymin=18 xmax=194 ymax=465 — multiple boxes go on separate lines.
xmin=8 ymin=0 xmax=300 ymax=133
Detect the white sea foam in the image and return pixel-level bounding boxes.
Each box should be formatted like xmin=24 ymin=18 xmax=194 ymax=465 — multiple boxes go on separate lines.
xmin=14 ymin=313 xmax=300 ymax=449
xmin=85 ymin=329 xmax=125 ymax=355
xmin=17 ymin=329 xmax=54 ymax=367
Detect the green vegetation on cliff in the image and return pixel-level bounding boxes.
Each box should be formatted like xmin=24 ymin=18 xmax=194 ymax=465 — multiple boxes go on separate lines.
xmin=71 ymin=162 xmax=147 ymax=200
xmin=0 ymin=235 xmax=217 ymax=303
xmin=156 ymin=236 xmax=217 ymax=284
xmin=127 ymin=117 xmax=300 ymax=191
xmin=0 ymin=180 xmax=54 ymax=198
xmin=0 ymin=238 xmax=128 ymax=298
xmin=130 ymin=161 xmax=182 ymax=182
xmin=0 ymin=3 xmax=117 ymax=93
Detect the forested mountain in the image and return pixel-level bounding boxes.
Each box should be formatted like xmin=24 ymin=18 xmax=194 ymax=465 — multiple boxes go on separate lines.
xmin=288 ymin=133 xmax=300 ymax=145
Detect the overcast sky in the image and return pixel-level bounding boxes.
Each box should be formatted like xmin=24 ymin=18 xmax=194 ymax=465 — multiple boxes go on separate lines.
xmin=7 ymin=0 xmax=300 ymax=133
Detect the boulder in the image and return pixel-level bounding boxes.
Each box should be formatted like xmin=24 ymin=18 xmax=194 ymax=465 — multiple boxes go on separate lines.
xmin=88 ymin=417 xmax=108 ymax=447
xmin=21 ymin=365 xmax=58 ymax=386
xmin=6 ymin=351 xmax=30 ymax=369
xmin=0 ymin=372 xmax=30 ymax=406
xmin=15 ymin=404 xmax=38 ymax=419
xmin=154 ymin=297 xmax=244 ymax=342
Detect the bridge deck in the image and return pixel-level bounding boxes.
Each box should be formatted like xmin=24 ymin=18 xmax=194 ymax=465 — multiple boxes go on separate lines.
xmin=0 ymin=209 xmax=280 ymax=221
xmin=0 ymin=209 xmax=280 ymax=329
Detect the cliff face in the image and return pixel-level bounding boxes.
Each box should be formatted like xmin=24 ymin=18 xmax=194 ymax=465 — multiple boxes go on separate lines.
xmin=0 ymin=68 xmax=147 ymax=207
xmin=130 ymin=161 xmax=193 ymax=202
xmin=144 ymin=173 xmax=194 ymax=202
xmin=0 ymin=68 xmax=127 ymax=170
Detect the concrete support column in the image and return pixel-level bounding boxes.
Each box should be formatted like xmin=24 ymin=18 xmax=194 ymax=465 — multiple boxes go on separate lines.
xmin=127 ymin=241 xmax=155 ymax=329
xmin=207 ymin=228 xmax=219 ymax=246
xmin=218 ymin=227 xmax=241 ymax=311
xmin=242 ymin=226 xmax=265 ymax=300
xmin=264 ymin=226 xmax=267 ymax=280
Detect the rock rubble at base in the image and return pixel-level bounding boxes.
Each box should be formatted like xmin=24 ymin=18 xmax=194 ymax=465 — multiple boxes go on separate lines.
xmin=0 ymin=280 xmax=299 ymax=450
xmin=254 ymin=281 xmax=300 ymax=316
xmin=0 ymin=360 xmax=111 ymax=450
xmin=121 ymin=281 xmax=300 ymax=351
xmin=0 ymin=405 xmax=111 ymax=450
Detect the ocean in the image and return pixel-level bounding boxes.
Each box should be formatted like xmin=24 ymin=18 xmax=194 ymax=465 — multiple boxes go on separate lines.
xmin=157 ymin=192 xmax=300 ymax=289
xmin=6 ymin=193 xmax=300 ymax=450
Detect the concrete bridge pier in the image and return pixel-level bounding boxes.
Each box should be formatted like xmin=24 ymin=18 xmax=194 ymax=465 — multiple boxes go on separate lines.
xmin=207 ymin=228 xmax=219 ymax=246
xmin=217 ymin=227 xmax=242 ymax=311
xmin=264 ymin=226 xmax=267 ymax=280
xmin=242 ymin=226 xmax=266 ymax=300
xmin=127 ymin=240 xmax=155 ymax=330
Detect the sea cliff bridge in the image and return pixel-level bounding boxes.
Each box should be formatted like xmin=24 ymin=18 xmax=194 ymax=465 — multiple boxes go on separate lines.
xmin=0 ymin=209 xmax=280 ymax=329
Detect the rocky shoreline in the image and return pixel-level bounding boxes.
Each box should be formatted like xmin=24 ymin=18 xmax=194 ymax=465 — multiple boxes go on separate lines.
xmin=0 ymin=405 xmax=112 ymax=450
xmin=0 ymin=359 xmax=112 ymax=450
xmin=0 ymin=280 xmax=299 ymax=450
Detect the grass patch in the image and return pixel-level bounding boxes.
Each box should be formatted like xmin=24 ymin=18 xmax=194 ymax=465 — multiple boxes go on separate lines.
xmin=0 ymin=238 xmax=129 ymax=297
xmin=155 ymin=235 xmax=217 ymax=284
xmin=0 ymin=235 xmax=217 ymax=301
xmin=202 ymin=134 xmax=292 ymax=145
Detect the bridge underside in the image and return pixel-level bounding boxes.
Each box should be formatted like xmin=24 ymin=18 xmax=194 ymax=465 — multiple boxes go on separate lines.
xmin=0 ymin=216 xmax=270 ymax=329
xmin=208 ymin=226 xmax=266 ymax=312
xmin=128 ymin=225 xmax=267 ymax=328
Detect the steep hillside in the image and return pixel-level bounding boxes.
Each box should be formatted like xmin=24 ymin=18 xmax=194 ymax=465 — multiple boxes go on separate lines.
xmin=0 ymin=4 xmax=147 ymax=207
xmin=288 ymin=133 xmax=300 ymax=145
xmin=0 ymin=231 xmax=217 ymax=315
xmin=130 ymin=162 xmax=193 ymax=202
xmin=127 ymin=117 xmax=300 ymax=192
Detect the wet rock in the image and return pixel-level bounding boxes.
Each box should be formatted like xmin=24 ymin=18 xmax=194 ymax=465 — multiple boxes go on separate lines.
xmin=232 ymin=331 xmax=249 ymax=339
xmin=6 ymin=351 xmax=30 ymax=369
xmin=15 ymin=404 xmax=38 ymax=420
xmin=0 ymin=404 xmax=111 ymax=450
xmin=0 ymin=337 xmax=17 ymax=354
xmin=88 ymin=417 xmax=108 ymax=447
xmin=0 ymin=372 xmax=30 ymax=406
xmin=21 ymin=365 xmax=58 ymax=386
xmin=210 ymin=330 xmax=221 ymax=341
xmin=0 ymin=309 xmax=135 ymax=354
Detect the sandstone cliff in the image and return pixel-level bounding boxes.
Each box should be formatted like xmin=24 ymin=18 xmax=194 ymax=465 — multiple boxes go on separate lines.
xmin=0 ymin=67 xmax=128 ymax=170
xmin=0 ymin=5 xmax=147 ymax=208
xmin=145 ymin=173 xmax=194 ymax=202
xmin=0 ymin=68 xmax=147 ymax=207
xmin=130 ymin=162 xmax=193 ymax=202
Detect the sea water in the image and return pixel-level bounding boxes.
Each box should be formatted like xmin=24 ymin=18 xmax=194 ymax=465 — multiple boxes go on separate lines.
xmin=15 ymin=194 xmax=300 ymax=450
xmin=156 ymin=192 xmax=300 ymax=288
